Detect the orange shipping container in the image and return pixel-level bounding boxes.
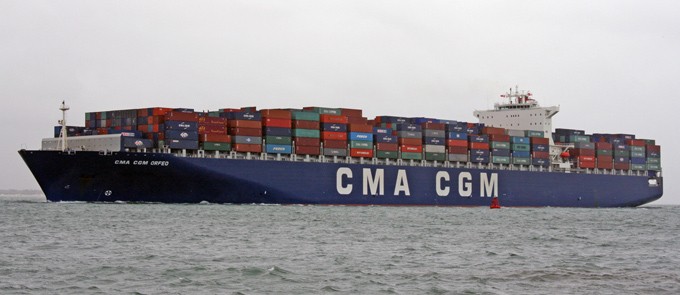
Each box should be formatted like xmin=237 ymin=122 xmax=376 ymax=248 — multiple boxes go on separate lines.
xmin=228 ymin=120 xmax=261 ymax=129
xmin=198 ymin=116 xmax=227 ymax=125
xmin=341 ymin=108 xmax=363 ymax=118
xmin=229 ymin=127 xmax=262 ymax=136
xmin=482 ymin=127 xmax=506 ymax=135
xmin=233 ymin=143 xmax=262 ymax=153
xmin=261 ymin=109 xmax=292 ymax=119
xmin=263 ymin=118 xmax=292 ymax=128
xmin=423 ymin=122 xmax=446 ymax=130
xmin=489 ymin=134 xmax=510 ymax=142
xmin=350 ymin=149 xmax=373 ymax=158
xmin=322 ymin=131 xmax=348 ymax=141
xmin=376 ymin=143 xmax=398 ymax=151
xmin=294 ymin=120 xmax=320 ymax=129
xmin=398 ymin=138 xmax=421 ymax=145
xmin=323 ymin=139 xmax=347 ymax=149
xmin=469 ymin=142 xmax=490 ymax=150
xmin=530 ymin=137 xmax=550 ymax=145
xmin=201 ymin=134 xmax=231 ymax=142
xmin=199 ymin=125 xmax=228 ymax=135
xmin=348 ymin=124 xmax=373 ymax=133
xmin=296 ymin=145 xmax=321 ymax=155
xmin=447 ymin=139 xmax=468 ymax=147
xmin=320 ymin=114 xmax=349 ymax=124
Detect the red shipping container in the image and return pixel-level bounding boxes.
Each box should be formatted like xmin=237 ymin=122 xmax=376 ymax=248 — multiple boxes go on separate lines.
xmin=348 ymin=124 xmax=373 ymax=133
xmin=646 ymin=145 xmax=661 ymax=153
xmin=578 ymin=155 xmax=596 ymax=163
xmin=165 ymin=111 xmax=199 ymax=122
xmin=469 ymin=142 xmax=490 ymax=150
xmin=201 ymin=134 xmax=231 ymax=143
xmin=228 ymin=120 xmax=261 ymax=129
xmin=199 ymin=125 xmax=228 ymax=135
xmin=233 ymin=143 xmax=262 ymax=153
xmin=320 ymin=114 xmax=349 ymax=124
xmin=295 ymin=145 xmax=321 ymax=155
xmin=220 ymin=108 xmax=241 ymax=113
xmin=263 ymin=118 xmax=292 ymax=128
xmin=423 ymin=122 xmax=446 ymax=130
xmin=401 ymin=145 xmax=422 ymax=153
xmin=198 ymin=116 xmax=227 ymax=125
xmin=376 ymin=143 xmax=398 ymax=151
xmin=294 ymin=120 xmax=320 ymax=129
xmin=399 ymin=138 xmax=421 ymax=145
xmin=626 ymin=139 xmax=646 ymax=146
xmin=595 ymin=142 xmax=613 ymax=150
xmin=614 ymin=162 xmax=630 ymax=170
xmin=532 ymin=151 xmax=550 ymax=158
xmin=341 ymin=108 xmax=363 ymax=118
xmin=448 ymin=146 xmax=468 ymax=154
xmin=347 ymin=116 xmax=368 ymax=125
xmin=530 ymin=137 xmax=550 ymax=145
xmin=597 ymin=156 xmax=614 ymax=169
xmin=322 ymin=131 xmax=347 ymax=141
xmin=294 ymin=137 xmax=320 ymax=146
xmin=482 ymin=127 xmax=505 ymax=135
xmin=447 ymin=139 xmax=468 ymax=147
xmin=229 ymin=127 xmax=262 ymax=136
xmin=350 ymin=149 xmax=374 ymax=158
xmin=489 ymin=134 xmax=510 ymax=142
xmin=571 ymin=148 xmax=595 ymax=157
xmin=323 ymin=139 xmax=347 ymax=149
xmin=261 ymin=109 xmax=292 ymax=119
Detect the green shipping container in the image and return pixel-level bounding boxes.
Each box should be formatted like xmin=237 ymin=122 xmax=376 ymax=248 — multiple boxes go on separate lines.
xmin=512 ymin=157 xmax=531 ymax=165
xmin=571 ymin=135 xmax=590 ymax=143
xmin=265 ymin=136 xmax=292 ymax=145
xmin=631 ymin=164 xmax=646 ymax=171
xmin=376 ymin=150 xmax=398 ymax=159
xmin=305 ymin=107 xmax=341 ymax=115
xmin=643 ymin=139 xmax=656 ymax=145
xmin=526 ymin=130 xmax=545 ymax=137
xmin=646 ymin=163 xmax=661 ymax=171
xmin=491 ymin=141 xmax=510 ymax=149
xmin=208 ymin=111 xmax=221 ymax=117
xmin=292 ymin=111 xmax=320 ymax=121
xmin=647 ymin=158 xmax=660 ymax=164
xmin=293 ymin=129 xmax=320 ymax=138
xmin=614 ymin=150 xmax=630 ymax=157
xmin=630 ymin=146 xmax=645 ymax=153
xmin=203 ymin=142 xmax=231 ymax=151
xmin=425 ymin=152 xmax=446 ymax=161
xmin=511 ymin=143 xmax=530 ymax=151
xmin=596 ymin=149 xmax=612 ymax=156
xmin=492 ymin=156 xmax=510 ymax=164
xmin=401 ymin=152 xmax=422 ymax=160
xmin=350 ymin=141 xmax=372 ymax=149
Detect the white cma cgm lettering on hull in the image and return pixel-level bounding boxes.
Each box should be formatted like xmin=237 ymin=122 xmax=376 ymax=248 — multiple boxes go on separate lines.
xmin=336 ymin=168 xmax=498 ymax=197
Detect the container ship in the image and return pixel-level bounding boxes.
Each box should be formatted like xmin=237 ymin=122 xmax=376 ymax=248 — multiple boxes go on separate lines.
xmin=19 ymin=88 xmax=663 ymax=207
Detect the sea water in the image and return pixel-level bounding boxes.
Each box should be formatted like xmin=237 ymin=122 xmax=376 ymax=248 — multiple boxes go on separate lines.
xmin=1 ymin=198 xmax=679 ymax=294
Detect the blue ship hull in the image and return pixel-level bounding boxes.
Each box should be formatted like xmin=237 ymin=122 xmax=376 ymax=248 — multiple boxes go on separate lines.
xmin=19 ymin=150 xmax=663 ymax=207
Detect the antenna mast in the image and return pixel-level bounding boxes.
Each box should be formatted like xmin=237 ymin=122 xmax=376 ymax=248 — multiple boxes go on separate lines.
xmin=58 ymin=101 xmax=70 ymax=151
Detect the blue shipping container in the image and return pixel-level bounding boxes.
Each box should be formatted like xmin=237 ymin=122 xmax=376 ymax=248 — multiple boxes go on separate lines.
xmin=491 ymin=148 xmax=510 ymax=157
xmin=447 ymin=132 xmax=468 ymax=140
xmin=373 ymin=127 xmax=392 ymax=135
xmin=263 ymin=127 xmax=292 ymax=137
xmin=322 ymin=123 xmax=347 ymax=132
xmin=532 ymin=144 xmax=549 ymax=152
xmin=396 ymin=124 xmax=422 ymax=132
xmin=168 ymin=139 xmax=199 ymax=150
xmin=532 ymin=158 xmax=551 ymax=167
xmin=424 ymin=137 xmax=445 ymax=145
xmin=470 ymin=149 xmax=490 ymax=157
xmin=469 ymin=135 xmax=489 ymax=143
xmin=631 ymin=157 xmax=646 ymax=165
xmin=165 ymin=121 xmax=198 ymax=131
xmin=266 ymin=144 xmax=292 ymax=154
xmin=225 ymin=112 xmax=261 ymax=121
xmin=349 ymin=132 xmax=373 ymax=141
xmin=375 ymin=135 xmax=397 ymax=143
xmin=470 ymin=154 xmax=490 ymax=163
xmin=165 ymin=130 xmax=199 ymax=141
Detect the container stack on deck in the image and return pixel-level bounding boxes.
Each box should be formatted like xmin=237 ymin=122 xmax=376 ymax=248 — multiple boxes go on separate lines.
xmin=65 ymin=105 xmax=662 ymax=173
xmin=291 ymin=110 xmax=321 ymax=156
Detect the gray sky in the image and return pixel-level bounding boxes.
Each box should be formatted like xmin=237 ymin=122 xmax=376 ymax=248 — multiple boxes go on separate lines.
xmin=2 ymin=0 xmax=678 ymax=204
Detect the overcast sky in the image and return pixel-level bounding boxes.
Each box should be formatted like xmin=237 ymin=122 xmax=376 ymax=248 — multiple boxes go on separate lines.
xmin=2 ymin=0 xmax=678 ymax=204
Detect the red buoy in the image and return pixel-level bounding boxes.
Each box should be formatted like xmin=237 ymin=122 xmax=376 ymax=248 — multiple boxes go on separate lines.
xmin=490 ymin=197 xmax=501 ymax=209
xmin=560 ymin=151 xmax=570 ymax=158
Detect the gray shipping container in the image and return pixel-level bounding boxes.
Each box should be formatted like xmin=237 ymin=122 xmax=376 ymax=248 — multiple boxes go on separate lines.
xmin=233 ymin=136 xmax=263 ymax=145
xmin=323 ymin=148 xmax=348 ymax=157
xmin=507 ymin=129 xmax=525 ymax=137
xmin=448 ymin=153 xmax=468 ymax=162
xmin=575 ymin=142 xmax=595 ymax=149
xmin=424 ymin=145 xmax=445 ymax=153
xmin=424 ymin=129 xmax=446 ymax=138
xmin=397 ymin=131 xmax=422 ymax=138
